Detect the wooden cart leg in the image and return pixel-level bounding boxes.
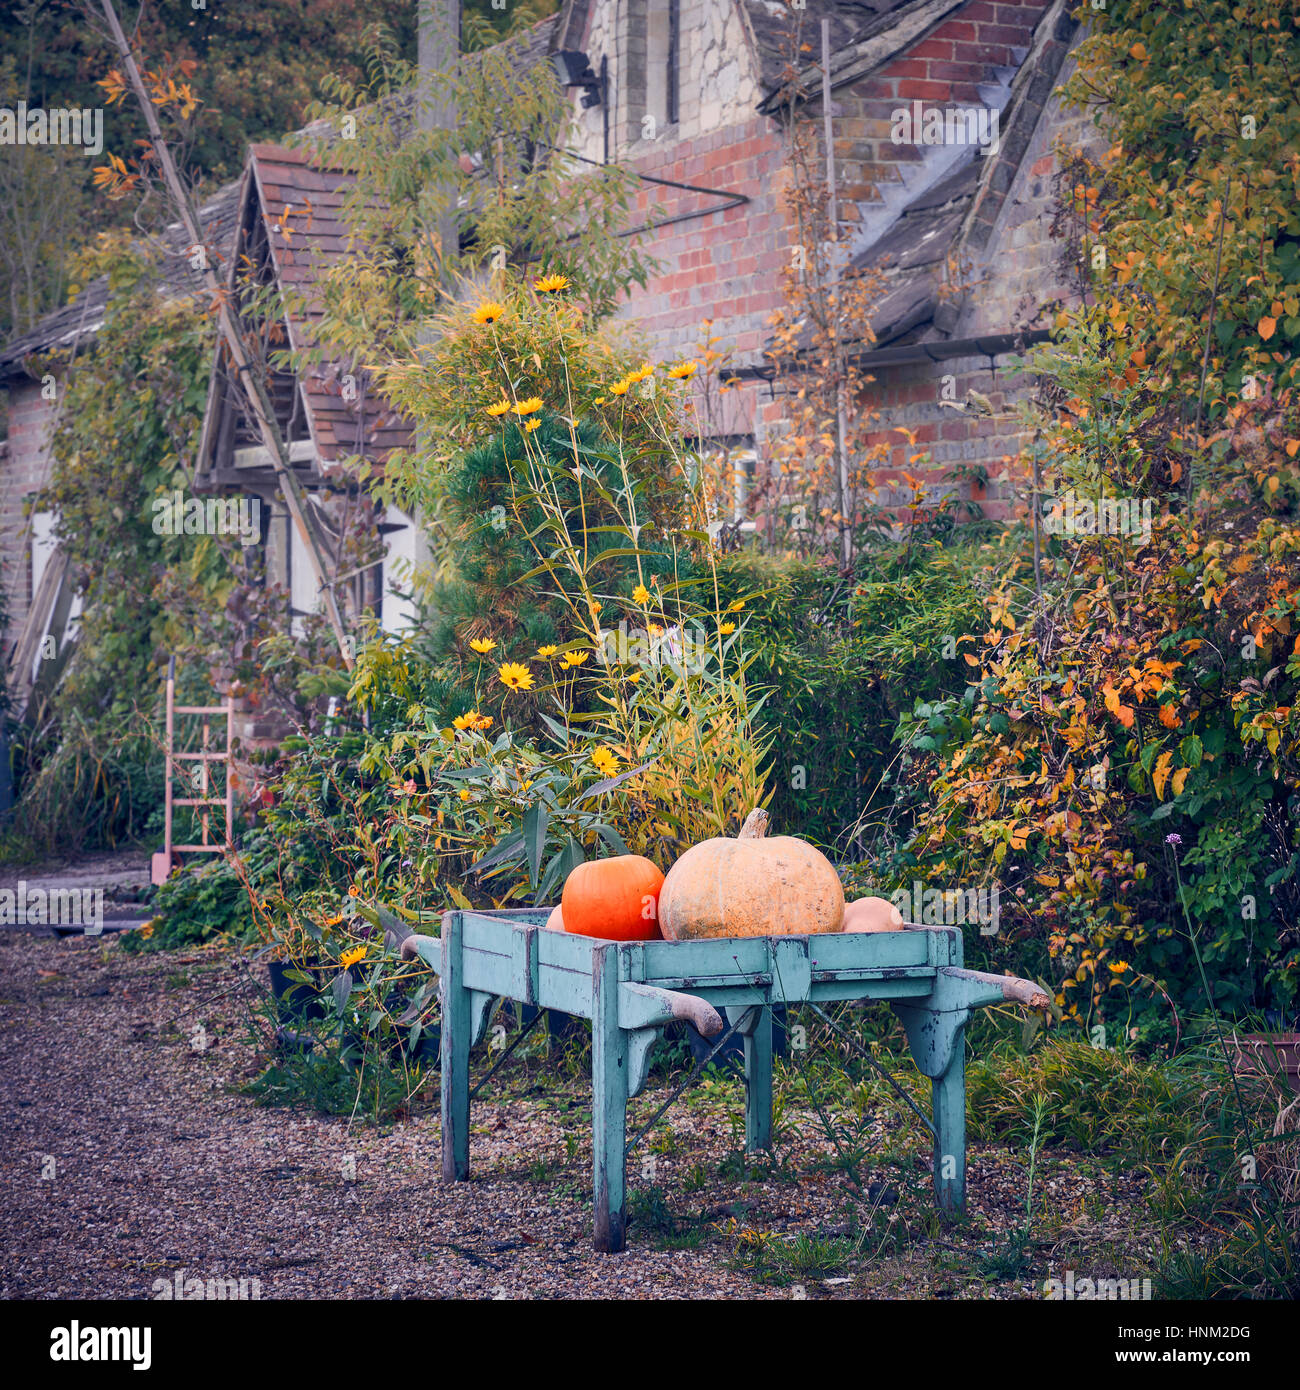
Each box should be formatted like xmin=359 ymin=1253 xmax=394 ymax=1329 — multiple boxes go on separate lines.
xmin=440 ymin=912 xmax=470 ymax=1182
xmin=742 ymin=1006 xmax=773 ymax=1154
xmin=931 ymin=1036 xmax=966 ymax=1213
xmin=591 ymin=945 xmax=628 ymax=1253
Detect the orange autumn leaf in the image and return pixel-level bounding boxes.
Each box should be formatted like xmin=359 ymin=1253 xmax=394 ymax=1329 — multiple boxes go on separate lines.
xmin=1159 ymin=703 xmax=1182 ymax=729
xmin=1103 ymin=681 xmax=1136 ymax=728
xmin=1259 ymin=316 xmax=1277 ymax=341
xmin=1153 ymin=750 xmax=1174 ymax=800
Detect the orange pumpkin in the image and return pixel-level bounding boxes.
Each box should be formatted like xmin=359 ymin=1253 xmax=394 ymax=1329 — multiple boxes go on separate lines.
xmin=561 ymin=855 xmax=665 ymax=941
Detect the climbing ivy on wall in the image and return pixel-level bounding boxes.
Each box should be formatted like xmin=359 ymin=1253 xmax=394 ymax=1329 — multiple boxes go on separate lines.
xmin=10 ymin=234 xmax=235 ymax=854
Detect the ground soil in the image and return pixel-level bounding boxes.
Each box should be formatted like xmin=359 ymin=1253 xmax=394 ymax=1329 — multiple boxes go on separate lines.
xmin=0 ymin=929 xmax=1162 ymax=1300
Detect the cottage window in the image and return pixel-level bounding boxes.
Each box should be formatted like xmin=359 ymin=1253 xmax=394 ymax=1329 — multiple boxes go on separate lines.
xmin=640 ymin=0 xmax=679 ymax=137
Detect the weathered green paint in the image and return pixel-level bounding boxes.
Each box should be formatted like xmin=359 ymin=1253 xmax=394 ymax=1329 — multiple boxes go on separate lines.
xmin=590 ymin=943 xmax=628 ymax=1254
xmin=735 ymin=1006 xmax=773 ymax=1153
xmin=439 ymin=910 xmax=470 ymax=1182
xmin=426 ymin=912 xmax=1034 ymax=1251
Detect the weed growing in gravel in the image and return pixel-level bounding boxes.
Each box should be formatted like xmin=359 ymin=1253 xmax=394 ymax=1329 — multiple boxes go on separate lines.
xmin=244 ymin=1047 xmax=419 ymax=1124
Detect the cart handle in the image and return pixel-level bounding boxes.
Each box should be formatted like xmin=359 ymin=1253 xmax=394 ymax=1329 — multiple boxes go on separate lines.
xmin=939 ymin=967 xmax=1051 ymax=1010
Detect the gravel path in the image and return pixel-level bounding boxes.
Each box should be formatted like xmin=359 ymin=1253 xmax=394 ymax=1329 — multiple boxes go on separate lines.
xmin=0 ymin=930 xmax=1155 ymax=1300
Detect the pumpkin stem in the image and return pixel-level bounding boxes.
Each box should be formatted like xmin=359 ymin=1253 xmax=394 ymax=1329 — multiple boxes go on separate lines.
xmin=738 ymin=808 xmax=769 ymax=840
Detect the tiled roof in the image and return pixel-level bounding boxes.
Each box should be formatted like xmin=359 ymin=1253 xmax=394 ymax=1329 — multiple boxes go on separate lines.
xmin=246 ymin=145 xmax=412 ymax=463
xmin=743 ymin=0 xmax=917 ymax=93
xmin=0 ymin=181 xmax=241 ymax=382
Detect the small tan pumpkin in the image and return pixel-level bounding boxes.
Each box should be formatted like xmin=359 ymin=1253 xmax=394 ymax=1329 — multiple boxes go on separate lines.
xmin=842 ymin=896 xmax=904 ymax=933
xmin=543 ymin=905 xmax=566 ymax=932
xmin=658 ymin=808 xmax=844 ymax=940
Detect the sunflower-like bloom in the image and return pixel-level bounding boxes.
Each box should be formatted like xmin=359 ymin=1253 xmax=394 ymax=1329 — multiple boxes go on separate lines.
xmin=473 ymin=302 xmax=505 ymax=325
xmin=469 ymin=637 xmax=497 ymax=654
xmin=667 ymin=360 xmax=698 ymax=380
xmin=485 ymin=399 xmax=511 ymax=417
xmin=534 ymin=273 xmax=570 ymax=293
xmin=512 ymin=396 xmax=543 ymax=415
xmin=498 ymin=662 xmax=535 ymax=691
xmin=591 ymin=747 xmax=619 ymax=776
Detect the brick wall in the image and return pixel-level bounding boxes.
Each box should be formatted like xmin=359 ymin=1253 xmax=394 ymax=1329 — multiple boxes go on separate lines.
xmin=589 ymin=2 xmax=1102 ymax=522
xmin=834 ymin=0 xmax=1048 ymax=237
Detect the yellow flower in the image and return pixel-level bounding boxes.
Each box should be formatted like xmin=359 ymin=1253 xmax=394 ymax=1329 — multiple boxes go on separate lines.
xmin=719 ymin=621 xmax=736 ymax=635
xmin=626 ymin=670 xmax=643 ymax=683
xmin=560 ymin=650 xmax=590 ymax=669
xmin=473 ymin=302 xmax=505 ymax=325
xmin=1108 ymin=961 xmax=1130 ymax=975
xmin=348 ymin=884 xmax=360 ymax=898
xmin=537 ymin=645 xmax=558 ymax=658
xmin=470 ymin=637 xmax=497 ymax=654
xmin=534 ymin=273 xmax=570 ymax=293
xmin=627 ymin=362 xmax=653 ymax=383
xmin=668 ymin=360 xmax=698 ymax=380
xmin=453 ymin=711 xmax=480 ymax=730
xmin=323 ymin=914 xmax=344 ymax=927
xmin=498 ymin=661 xmax=535 ymax=691
xmin=728 ymin=598 xmax=745 ymax=612
xmin=521 ymin=779 xmax=534 ymax=791
xmin=593 ymin=396 xmax=606 ymax=406
xmin=458 ymin=788 xmax=471 ymax=802
xmin=485 ymin=399 xmax=511 ymax=417
xmin=340 ymin=945 xmax=367 ymax=970
xmin=648 ymin=623 xmax=663 ymax=637
xmin=632 ymin=584 xmax=650 ymax=605
xmin=591 ymin=747 xmax=619 ymax=776
xmin=512 ymin=396 xmax=543 ymax=416
xmin=609 ymin=378 xmax=630 ymax=396
xmin=523 ymin=418 xmax=541 ymax=433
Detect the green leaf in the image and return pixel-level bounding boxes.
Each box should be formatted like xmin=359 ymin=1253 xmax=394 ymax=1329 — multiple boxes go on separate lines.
xmin=332 ymin=969 xmax=353 ymax=1010
xmin=1179 ymin=734 xmax=1203 ymax=768
xmin=522 ymin=801 xmax=548 ymax=890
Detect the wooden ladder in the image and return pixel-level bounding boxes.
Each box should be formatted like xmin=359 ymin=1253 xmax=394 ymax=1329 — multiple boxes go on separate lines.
xmin=151 ymin=655 xmax=234 ymax=886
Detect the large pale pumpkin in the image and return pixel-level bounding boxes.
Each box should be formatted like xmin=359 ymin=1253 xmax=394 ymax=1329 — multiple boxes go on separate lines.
xmin=658 ymin=809 xmax=844 ymax=940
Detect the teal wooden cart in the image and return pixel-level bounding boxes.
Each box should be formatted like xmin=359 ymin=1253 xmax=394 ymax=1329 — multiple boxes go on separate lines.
xmin=399 ymin=909 xmax=1048 ymax=1253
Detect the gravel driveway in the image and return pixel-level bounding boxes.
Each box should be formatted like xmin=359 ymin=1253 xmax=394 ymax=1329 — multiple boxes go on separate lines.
xmin=0 ymin=929 xmax=1152 ymax=1300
